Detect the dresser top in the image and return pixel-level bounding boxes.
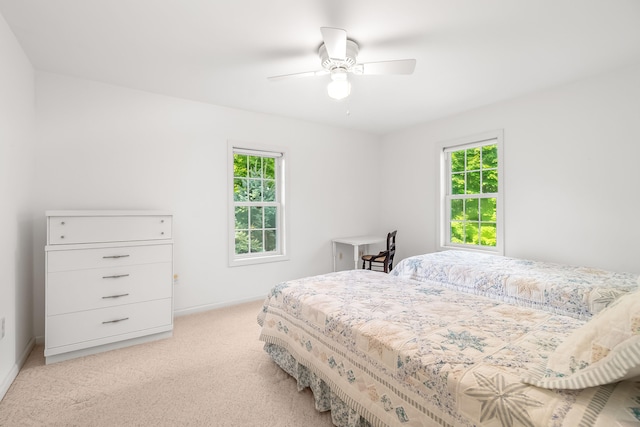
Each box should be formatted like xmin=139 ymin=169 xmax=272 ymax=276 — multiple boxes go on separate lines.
xmin=46 ymin=210 xmax=172 ymax=217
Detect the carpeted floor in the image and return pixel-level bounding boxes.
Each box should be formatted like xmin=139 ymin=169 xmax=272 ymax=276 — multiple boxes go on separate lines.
xmin=0 ymin=300 xmax=333 ymax=426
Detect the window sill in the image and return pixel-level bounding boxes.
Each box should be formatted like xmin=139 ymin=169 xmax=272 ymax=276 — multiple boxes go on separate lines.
xmin=228 ymin=254 xmax=289 ymax=267
xmin=438 ymin=244 xmax=504 ymax=256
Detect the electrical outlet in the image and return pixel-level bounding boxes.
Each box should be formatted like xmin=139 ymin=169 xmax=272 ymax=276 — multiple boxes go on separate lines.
xmin=1 ymin=317 xmax=5 ymax=340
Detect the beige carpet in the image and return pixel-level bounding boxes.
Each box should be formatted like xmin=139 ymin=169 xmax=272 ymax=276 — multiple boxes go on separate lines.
xmin=0 ymin=300 xmax=333 ymax=426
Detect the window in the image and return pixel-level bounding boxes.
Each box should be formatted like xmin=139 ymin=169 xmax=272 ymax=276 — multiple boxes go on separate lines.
xmin=228 ymin=142 xmax=287 ymax=266
xmin=438 ymin=130 xmax=504 ymax=254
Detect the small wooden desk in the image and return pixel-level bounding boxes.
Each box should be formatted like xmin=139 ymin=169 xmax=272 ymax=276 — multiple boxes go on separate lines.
xmin=332 ymin=235 xmax=385 ymax=271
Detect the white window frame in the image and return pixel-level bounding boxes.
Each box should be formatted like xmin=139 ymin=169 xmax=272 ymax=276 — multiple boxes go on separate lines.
xmin=437 ymin=130 xmax=504 ymax=255
xmin=228 ymin=141 xmax=288 ymax=267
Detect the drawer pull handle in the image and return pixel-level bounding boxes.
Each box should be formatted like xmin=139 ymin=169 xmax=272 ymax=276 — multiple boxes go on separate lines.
xmin=102 ymin=293 xmax=130 ymax=299
xmin=103 ymin=255 xmax=130 ymax=259
xmin=102 ymin=317 xmax=129 ymax=324
xmin=102 ymin=274 xmax=130 ymax=279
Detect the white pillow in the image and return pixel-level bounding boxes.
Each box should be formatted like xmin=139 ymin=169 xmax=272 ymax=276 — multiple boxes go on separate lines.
xmin=522 ymin=289 xmax=640 ymax=389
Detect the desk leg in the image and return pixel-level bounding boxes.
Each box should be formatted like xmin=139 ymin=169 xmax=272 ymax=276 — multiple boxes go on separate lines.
xmin=353 ymin=244 xmax=359 ymax=270
xmin=332 ymin=241 xmax=337 ymax=272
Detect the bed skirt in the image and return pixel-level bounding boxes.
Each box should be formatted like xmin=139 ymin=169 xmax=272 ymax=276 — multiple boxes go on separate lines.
xmin=264 ymin=343 xmax=373 ymax=427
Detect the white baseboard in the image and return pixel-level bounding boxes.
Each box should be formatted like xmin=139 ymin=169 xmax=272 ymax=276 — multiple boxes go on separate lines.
xmin=173 ymin=295 xmax=264 ymax=317
xmin=0 ymin=337 xmax=35 ymax=402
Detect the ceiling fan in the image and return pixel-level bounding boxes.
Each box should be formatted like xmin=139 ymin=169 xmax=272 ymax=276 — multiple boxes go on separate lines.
xmin=268 ymin=27 xmax=417 ymax=100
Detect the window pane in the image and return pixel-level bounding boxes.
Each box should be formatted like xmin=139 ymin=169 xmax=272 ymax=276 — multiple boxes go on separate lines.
xmin=263 ymin=157 xmax=275 ymax=179
xmin=482 ymin=144 xmax=498 ymax=168
xmin=235 ymin=230 xmax=249 ymax=254
xmin=465 ymin=199 xmax=479 ymax=221
xmin=451 ymin=151 xmax=465 ymax=172
xmin=451 ymin=199 xmax=464 ymax=220
xmin=235 ymin=206 xmax=248 ymax=229
xmin=265 ymin=230 xmax=277 ymax=251
xmin=234 ymin=178 xmax=248 ymax=202
xmin=231 ymin=148 xmax=284 ymax=262
xmin=465 ymin=222 xmax=479 ymax=244
xmin=480 ymin=198 xmax=496 ymax=221
xmin=234 ymin=154 xmax=248 ymax=178
xmin=264 ymin=179 xmax=276 ymax=202
xmin=248 ymin=156 xmax=262 ymax=178
xmin=248 ymin=179 xmax=262 ymax=201
xmin=442 ymin=136 xmax=500 ymax=251
xmin=480 ymin=223 xmax=497 ymax=247
xmin=482 ymin=170 xmax=498 ymax=193
xmin=451 ymin=221 xmax=464 ymax=243
xmin=250 ymin=207 xmax=263 ymax=229
xmin=467 ymin=171 xmax=480 ymax=194
xmin=264 ymin=206 xmax=277 ymax=228
xmin=250 ymin=230 xmax=263 ymax=253
xmin=451 ymin=173 xmax=465 ymax=194
xmin=466 ymin=147 xmax=481 ymax=170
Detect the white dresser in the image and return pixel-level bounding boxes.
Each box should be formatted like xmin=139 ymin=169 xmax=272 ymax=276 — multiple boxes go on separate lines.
xmin=45 ymin=210 xmax=174 ymax=364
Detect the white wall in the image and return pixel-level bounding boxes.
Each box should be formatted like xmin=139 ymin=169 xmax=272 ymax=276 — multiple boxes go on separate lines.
xmin=382 ymin=62 xmax=640 ymax=274
xmin=32 ymin=72 xmax=381 ymax=337
xmin=0 ymin=13 xmax=35 ymax=397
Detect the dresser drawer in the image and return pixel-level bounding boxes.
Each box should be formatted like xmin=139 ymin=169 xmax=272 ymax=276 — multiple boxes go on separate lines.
xmin=47 ymin=262 xmax=172 ymax=316
xmin=46 ymin=298 xmax=172 ymax=350
xmin=48 ymin=215 xmax=171 ymax=245
xmin=47 ymin=244 xmax=172 ymax=273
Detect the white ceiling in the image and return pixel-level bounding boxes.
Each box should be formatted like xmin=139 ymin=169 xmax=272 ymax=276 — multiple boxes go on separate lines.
xmin=1 ymin=0 xmax=640 ymax=134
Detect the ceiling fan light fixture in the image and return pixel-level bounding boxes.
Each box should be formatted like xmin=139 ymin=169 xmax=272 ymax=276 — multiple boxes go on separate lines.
xmin=327 ymin=79 xmax=351 ymax=100
xmin=327 ymin=68 xmax=351 ymax=100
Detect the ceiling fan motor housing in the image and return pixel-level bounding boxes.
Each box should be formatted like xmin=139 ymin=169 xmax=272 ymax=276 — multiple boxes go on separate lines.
xmin=319 ymin=40 xmax=359 ymax=72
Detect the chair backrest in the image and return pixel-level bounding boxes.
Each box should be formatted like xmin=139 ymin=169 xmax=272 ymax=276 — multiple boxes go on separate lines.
xmin=386 ymin=230 xmax=397 ymax=270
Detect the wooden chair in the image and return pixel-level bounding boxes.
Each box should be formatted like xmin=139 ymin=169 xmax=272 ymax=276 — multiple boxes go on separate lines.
xmin=361 ymin=230 xmax=397 ymax=273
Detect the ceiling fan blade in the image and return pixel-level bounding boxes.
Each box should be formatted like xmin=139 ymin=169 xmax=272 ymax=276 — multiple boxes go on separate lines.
xmin=267 ymin=69 xmax=328 ymax=82
xmin=320 ymin=27 xmax=347 ymax=60
xmin=356 ymin=59 xmax=417 ymax=75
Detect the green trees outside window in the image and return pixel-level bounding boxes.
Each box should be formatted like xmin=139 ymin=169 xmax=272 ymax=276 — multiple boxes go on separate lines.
xmin=233 ymin=153 xmax=278 ymax=255
xmin=448 ymin=144 xmax=498 ymax=247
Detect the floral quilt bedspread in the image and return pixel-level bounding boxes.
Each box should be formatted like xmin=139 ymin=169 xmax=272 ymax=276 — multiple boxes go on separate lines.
xmin=257 ymin=270 xmax=640 ymax=427
xmin=391 ymin=250 xmax=639 ymax=320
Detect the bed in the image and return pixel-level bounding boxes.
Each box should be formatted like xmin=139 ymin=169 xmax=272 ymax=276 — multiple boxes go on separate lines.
xmin=257 ymin=250 xmax=640 ymax=426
